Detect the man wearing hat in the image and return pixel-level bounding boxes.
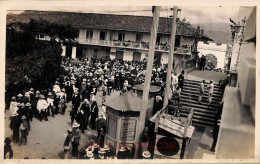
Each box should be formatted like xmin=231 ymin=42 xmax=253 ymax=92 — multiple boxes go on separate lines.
xmin=9 ymin=96 xmax=18 ymax=117
xmin=17 ymin=103 xmax=25 ymax=120
xmin=70 ymin=89 xmax=80 ymax=125
xmin=59 ymin=89 xmax=67 ymax=115
xmin=64 ymin=128 xmax=73 ymax=159
xmin=71 ymin=122 xmax=81 ymax=158
xmin=90 ymin=100 xmax=98 ymax=130
xmin=80 ymin=99 xmax=91 ymax=130
xmin=117 ymin=146 xmax=126 ymax=159
xmin=37 ymin=95 xmax=48 ymax=121
xmin=207 ymin=80 xmax=214 ymax=105
xmin=19 ymin=116 xmax=29 ymax=146
xmin=142 ymin=151 xmax=151 ymax=159
xmin=103 ymin=145 xmax=111 ymax=159
xmin=80 ymin=79 xmax=87 ymax=101
xmin=96 ymin=148 xmax=106 ymax=159
xmin=10 ymin=112 xmax=20 ymax=144
xmin=92 ymin=143 xmax=99 ymax=158
xmin=47 ymin=92 xmax=55 ymax=117
xmin=178 ymin=70 xmax=185 ymax=90
xmin=17 ymin=93 xmax=24 ymax=104
xmin=25 ymin=103 xmax=32 ymax=130
xmin=75 ymin=109 xmax=85 ymax=134
xmin=85 ymin=151 xmax=94 ymax=159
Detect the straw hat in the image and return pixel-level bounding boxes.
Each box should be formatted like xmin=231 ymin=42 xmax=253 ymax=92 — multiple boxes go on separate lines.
xmin=119 ymin=146 xmax=126 ymax=152
xmin=103 ymin=145 xmax=109 ymax=151
xmin=17 ymin=94 xmax=23 ymax=97
xmin=68 ymin=128 xmax=73 ymax=133
xmin=11 ymin=96 xmax=16 ymax=101
xmin=21 ymin=115 xmax=26 ymax=120
xmin=25 ymin=103 xmax=31 ymax=107
xmin=36 ymin=91 xmax=40 ymax=94
xmin=142 ymin=151 xmax=151 ymax=159
xmin=87 ymin=151 xmax=94 ymax=158
xmin=40 ymin=95 xmax=45 ymax=99
xmin=47 ymin=92 xmax=52 ymax=96
xmin=72 ymin=122 xmax=80 ymax=128
xmin=98 ymin=148 xmax=106 ymax=154
xmin=12 ymin=112 xmax=19 ymax=117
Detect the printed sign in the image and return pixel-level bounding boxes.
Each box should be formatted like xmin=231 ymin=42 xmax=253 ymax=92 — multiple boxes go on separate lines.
xmin=107 ymin=116 xmax=117 ymax=138
xmin=120 ymin=119 xmax=137 ymax=140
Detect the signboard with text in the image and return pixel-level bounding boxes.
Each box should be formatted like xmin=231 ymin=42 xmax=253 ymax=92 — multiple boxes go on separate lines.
xmin=107 ymin=116 xmax=117 ymax=139
xmin=120 ymin=119 xmax=137 ymax=140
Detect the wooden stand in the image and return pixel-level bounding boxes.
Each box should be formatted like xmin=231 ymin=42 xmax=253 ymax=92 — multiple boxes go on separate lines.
xmin=151 ymin=106 xmax=194 ymax=159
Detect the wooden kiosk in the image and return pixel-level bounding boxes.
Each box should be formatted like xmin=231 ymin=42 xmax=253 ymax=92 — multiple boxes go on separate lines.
xmin=104 ymin=91 xmax=153 ymax=155
xmin=133 ymin=84 xmax=161 ymax=120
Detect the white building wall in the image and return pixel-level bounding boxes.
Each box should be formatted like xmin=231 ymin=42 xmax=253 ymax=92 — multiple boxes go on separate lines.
xmin=161 ymin=53 xmax=169 ymax=64
xmin=92 ymin=29 xmax=99 ymax=40
xmin=123 ymin=49 xmax=134 ymax=61
xmin=141 ymin=51 xmax=148 ymax=61
xmin=230 ymin=42 xmax=240 ymax=71
xmin=161 ymin=35 xmax=170 ymax=44
xmin=72 ymin=47 xmax=77 ymax=59
xmin=61 ymin=46 xmax=66 ymax=56
xmin=78 ymin=29 xmax=86 ymax=39
xmin=142 ymin=34 xmax=150 ymax=42
xmin=197 ymin=41 xmax=227 ymax=68
xmin=124 ymin=32 xmax=135 ymax=41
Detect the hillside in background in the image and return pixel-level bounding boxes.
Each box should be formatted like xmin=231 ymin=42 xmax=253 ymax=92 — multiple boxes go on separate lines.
xmin=204 ymin=31 xmax=231 ymax=44
xmin=192 ymin=22 xmax=232 ymax=44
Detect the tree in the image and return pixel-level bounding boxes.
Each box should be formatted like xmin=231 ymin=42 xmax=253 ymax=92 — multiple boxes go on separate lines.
xmin=6 ymin=18 xmax=78 ymax=94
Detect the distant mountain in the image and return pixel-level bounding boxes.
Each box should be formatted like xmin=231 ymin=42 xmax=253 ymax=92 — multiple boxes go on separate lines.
xmin=192 ymin=22 xmax=232 ymax=44
xmin=204 ymin=31 xmax=232 ymax=44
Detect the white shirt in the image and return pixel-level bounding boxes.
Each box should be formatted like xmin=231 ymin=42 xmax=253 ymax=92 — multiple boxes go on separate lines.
xmin=53 ymin=85 xmax=61 ymax=93
xmin=10 ymin=101 xmax=18 ymax=115
xmin=208 ymin=83 xmax=214 ymax=94
xmin=37 ymin=99 xmax=48 ymax=112
xmin=47 ymin=98 xmax=54 ymax=106
xmin=172 ymin=75 xmax=178 ymax=85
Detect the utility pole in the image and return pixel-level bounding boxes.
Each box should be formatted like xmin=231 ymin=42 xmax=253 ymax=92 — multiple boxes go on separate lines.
xmin=134 ymin=6 xmax=160 ymax=159
xmin=163 ymin=6 xmax=178 ymax=108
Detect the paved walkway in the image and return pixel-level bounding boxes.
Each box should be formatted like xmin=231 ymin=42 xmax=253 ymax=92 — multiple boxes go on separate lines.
xmin=186 ymin=70 xmax=227 ymax=83
xmin=4 ymin=88 xmax=215 ymax=159
xmin=4 ymin=90 xmax=120 ymax=159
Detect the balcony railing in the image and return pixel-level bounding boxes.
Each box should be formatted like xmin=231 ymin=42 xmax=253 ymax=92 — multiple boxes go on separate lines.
xmin=77 ymin=38 xmax=173 ymax=52
xmin=74 ymin=38 xmax=191 ymax=55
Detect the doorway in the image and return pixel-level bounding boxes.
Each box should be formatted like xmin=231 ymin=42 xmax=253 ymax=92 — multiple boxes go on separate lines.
xmin=133 ymin=52 xmax=141 ymax=61
xmin=116 ymin=50 xmax=124 ymax=60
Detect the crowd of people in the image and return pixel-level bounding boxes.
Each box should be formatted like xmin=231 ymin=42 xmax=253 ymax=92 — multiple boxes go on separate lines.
xmin=5 ymin=56 xmax=225 ymax=159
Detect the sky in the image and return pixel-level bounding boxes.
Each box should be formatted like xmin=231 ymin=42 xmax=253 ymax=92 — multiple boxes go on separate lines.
xmin=8 ymin=6 xmax=248 ymax=31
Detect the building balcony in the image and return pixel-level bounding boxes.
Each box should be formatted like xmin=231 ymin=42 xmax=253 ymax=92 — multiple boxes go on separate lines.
xmin=77 ymin=38 xmax=192 ymax=55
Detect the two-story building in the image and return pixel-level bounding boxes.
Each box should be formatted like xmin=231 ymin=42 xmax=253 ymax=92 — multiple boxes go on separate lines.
xmin=7 ymin=10 xmax=212 ymax=72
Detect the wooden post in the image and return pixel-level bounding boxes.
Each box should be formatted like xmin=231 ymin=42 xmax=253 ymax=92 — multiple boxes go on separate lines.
xmin=134 ymin=6 xmax=161 ymax=159
xmin=163 ymin=7 xmax=179 ymax=108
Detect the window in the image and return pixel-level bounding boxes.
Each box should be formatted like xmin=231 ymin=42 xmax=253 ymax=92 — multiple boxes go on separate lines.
xmin=156 ymin=35 xmax=161 ymax=44
xmin=136 ymin=34 xmax=143 ymax=42
xmin=86 ymin=30 xmax=93 ymax=39
xmin=118 ymin=33 xmax=125 ymax=41
xmin=93 ymin=48 xmax=98 ymax=58
xmin=100 ymin=31 xmax=106 ymax=40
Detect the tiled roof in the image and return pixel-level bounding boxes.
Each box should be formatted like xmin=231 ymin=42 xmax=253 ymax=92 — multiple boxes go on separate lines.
xmin=7 ymin=10 xmax=211 ymax=40
xmin=104 ymin=91 xmax=153 ymax=112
